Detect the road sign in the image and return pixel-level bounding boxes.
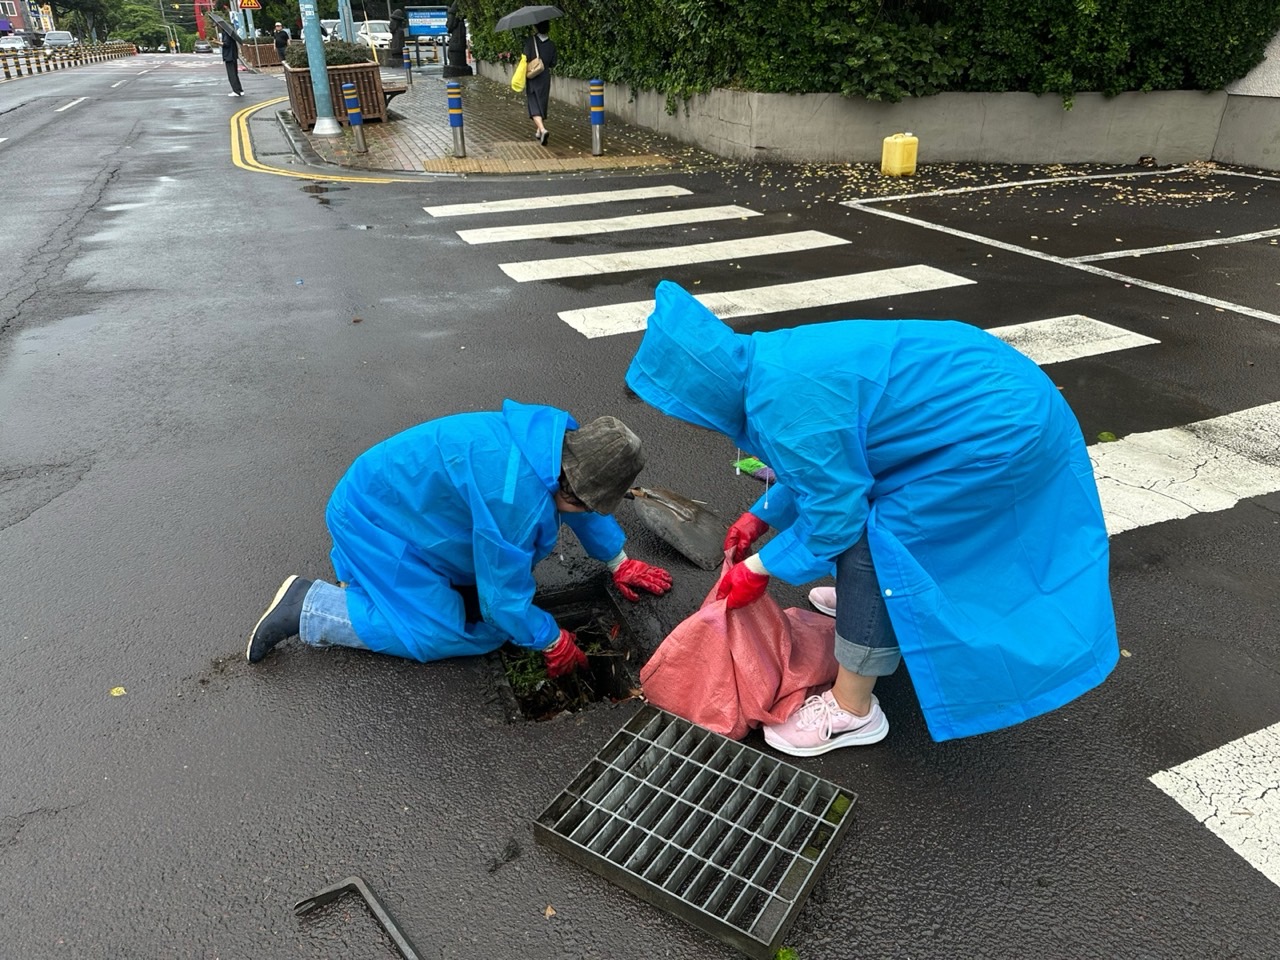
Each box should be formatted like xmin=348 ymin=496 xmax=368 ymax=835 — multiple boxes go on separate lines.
xmin=240 ymin=0 xmax=260 ymax=8
xmin=406 ymin=6 xmax=447 ymax=37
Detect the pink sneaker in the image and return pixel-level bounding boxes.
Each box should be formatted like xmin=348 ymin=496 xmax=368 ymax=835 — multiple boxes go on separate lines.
xmin=763 ymin=691 xmax=888 ymax=756
xmin=808 ymin=586 xmax=836 ymax=617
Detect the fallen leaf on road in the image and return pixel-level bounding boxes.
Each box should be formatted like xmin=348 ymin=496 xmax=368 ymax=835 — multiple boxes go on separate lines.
xmin=110 ymin=686 xmax=127 ymax=697
xmin=544 ymin=905 xmax=556 ymax=919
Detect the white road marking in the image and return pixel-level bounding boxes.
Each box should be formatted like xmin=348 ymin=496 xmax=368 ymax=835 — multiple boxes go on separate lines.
xmin=137 ymin=69 xmax=151 ymax=75
xmin=501 ymin=230 xmax=850 ymax=282
xmin=425 ymin=185 xmax=692 ymax=218
xmin=54 ymin=97 xmax=87 ymax=112
xmin=1073 ymin=227 xmax=1280 ymax=262
xmin=1149 ymin=721 xmax=1280 ymax=888
xmin=558 ymin=265 xmax=974 ymax=338
xmin=456 ymin=205 xmax=760 ymax=245
xmin=846 ymin=167 xmax=1190 ymax=206
xmin=847 ymin=205 xmax=1280 ymax=327
xmin=111 ymin=79 xmax=128 ymax=88
xmin=988 ymin=315 xmax=1159 ymax=365
xmin=0 ymin=138 xmax=7 ymax=144
xmin=1091 ymin=402 xmax=1280 ymax=535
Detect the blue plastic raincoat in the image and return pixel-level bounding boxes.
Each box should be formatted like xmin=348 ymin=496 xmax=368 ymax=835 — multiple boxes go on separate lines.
xmin=626 ymin=281 xmax=1118 ymax=741
xmin=325 ymin=400 xmax=625 ymax=662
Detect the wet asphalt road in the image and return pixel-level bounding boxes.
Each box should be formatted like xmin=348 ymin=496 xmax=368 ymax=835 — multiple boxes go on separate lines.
xmin=2 ymin=55 xmax=1278 ymax=960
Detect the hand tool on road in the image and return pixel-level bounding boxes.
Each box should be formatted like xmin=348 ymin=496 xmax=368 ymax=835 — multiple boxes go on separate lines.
xmin=625 ymin=486 xmax=725 ymax=571
xmin=294 ymin=875 xmax=422 ymax=960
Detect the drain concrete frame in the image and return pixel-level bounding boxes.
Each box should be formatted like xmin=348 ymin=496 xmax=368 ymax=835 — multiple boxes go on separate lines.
xmin=534 ymin=705 xmax=857 ymax=959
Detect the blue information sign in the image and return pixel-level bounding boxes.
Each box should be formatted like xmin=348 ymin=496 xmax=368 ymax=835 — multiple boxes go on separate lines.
xmin=406 ymin=6 xmax=448 ymax=37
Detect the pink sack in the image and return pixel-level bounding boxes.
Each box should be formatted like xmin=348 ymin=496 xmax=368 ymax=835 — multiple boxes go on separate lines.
xmin=640 ymin=553 xmax=839 ymax=740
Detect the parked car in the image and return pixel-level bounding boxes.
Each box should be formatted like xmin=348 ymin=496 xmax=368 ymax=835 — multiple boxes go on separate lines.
xmin=42 ymin=30 xmax=77 ymax=48
xmin=0 ymin=35 xmax=31 ymax=51
xmin=193 ymin=39 xmax=213 ymax=53
xmin=356 ymin=19 xmax=391 ymax=49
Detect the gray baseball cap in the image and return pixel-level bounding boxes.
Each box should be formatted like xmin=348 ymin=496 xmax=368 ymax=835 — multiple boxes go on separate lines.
xmin=561 ymin=416 xmax=646 ymax=514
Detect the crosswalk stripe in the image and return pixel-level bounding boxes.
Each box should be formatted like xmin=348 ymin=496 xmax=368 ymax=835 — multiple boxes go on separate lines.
xmin=456 ymin=205 xmax=760 ymax=245
xmin=500 ymin=231 xmax=850 ymax=282
xmin=1091 ymin=401 xmax=1280 ymax=535
xmin=989 ymin=315 xmax=1160 ymax=365
xmin=558 ymin=265 xmax=975 ymax=338
xmin=424 ymin=185 xmax=692 ymax=218
xmin=1149 ymin=721 xmax=1280 ymax=888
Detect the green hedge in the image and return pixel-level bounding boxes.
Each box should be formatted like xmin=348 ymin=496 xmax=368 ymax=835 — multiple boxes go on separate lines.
xmin=460 ymin=0 xmax=1280 ymax=107
xmin=284 ymin=40 xmax=373 ymax=67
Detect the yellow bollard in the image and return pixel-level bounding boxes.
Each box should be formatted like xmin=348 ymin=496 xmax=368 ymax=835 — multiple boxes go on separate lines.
xmin=881 ymin=131 xmax=919 ymax=176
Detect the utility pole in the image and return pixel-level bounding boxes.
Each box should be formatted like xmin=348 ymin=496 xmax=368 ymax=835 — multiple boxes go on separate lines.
xmin=298 ymin=0 xmax=340 ymax=135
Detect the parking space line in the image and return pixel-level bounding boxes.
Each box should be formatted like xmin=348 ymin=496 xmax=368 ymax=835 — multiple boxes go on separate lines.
xmin=457 ymin=206 xmax=761 ymax=245
xmin=849 ymin=205 xmax=1280 ymax=327
xmin=558 ymin=266 xmax=974 ymax=338
xmin=501 ymin=231 xmax=849 ymax=282
xmin=846 ymin=167 xmax=1189 ymax=206
xmin=1073 ymin=226 xmax=1280 ymax=262
xmin=54 ymin=98 xmax=87 ymax=112
xmin=426 ymin=185 xmax=692 ymax=217
xmin=111 ymin=79 xmax=128 ymax=88
xmin=988 ymin=315 xmax=1159 ymax=365
xmin=1091 ymin=401 xmax=1280 ymax=535
xmin=1149 ymin=720 xmax=1280 ymax=889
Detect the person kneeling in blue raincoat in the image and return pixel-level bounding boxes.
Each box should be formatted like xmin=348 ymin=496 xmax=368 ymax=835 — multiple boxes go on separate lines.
xmin=626 ymin=281 xmax=1119 ymax=755
xmin=246 ymin=400 xmax=673 ymax=676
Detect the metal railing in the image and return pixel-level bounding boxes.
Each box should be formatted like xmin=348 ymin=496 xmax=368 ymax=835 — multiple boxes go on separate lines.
xmin=0 ymin=40 xmax=136 ymax=80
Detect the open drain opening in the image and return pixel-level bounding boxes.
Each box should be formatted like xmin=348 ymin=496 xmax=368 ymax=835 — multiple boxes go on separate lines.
xmin=490 ymin=576 xmax=641 ymax=722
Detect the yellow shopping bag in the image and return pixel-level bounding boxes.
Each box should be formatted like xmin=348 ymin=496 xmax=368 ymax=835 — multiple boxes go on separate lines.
xmin=511 ymin=54 xmax=527 ymax=92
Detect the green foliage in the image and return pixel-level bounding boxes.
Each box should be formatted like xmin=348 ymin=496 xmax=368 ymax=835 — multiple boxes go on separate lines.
xmin=455 ymin=0 xmax=1280 ymax=107
xmin=774 ymin=948 xmax=800 ymax=960
xmin=284 ymin=39 xmax=375 ymax=68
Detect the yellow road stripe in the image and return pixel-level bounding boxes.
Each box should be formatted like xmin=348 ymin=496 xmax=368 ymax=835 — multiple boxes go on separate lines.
xmin=229 ymin=96 xmax=419 ymax=184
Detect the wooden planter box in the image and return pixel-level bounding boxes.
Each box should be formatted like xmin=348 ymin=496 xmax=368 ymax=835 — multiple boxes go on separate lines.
xmin=284 ymin=62 xmax=388 ymax=130
xmin=241 ymin=42 xmax=281 ymax=67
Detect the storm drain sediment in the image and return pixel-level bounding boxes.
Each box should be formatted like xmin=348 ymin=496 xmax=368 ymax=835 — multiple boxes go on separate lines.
xmin=533 ymin=705 xmax=856 ymax=959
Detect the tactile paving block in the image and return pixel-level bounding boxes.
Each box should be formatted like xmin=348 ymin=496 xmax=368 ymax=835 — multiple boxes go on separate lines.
xmin=533 ymin=705 xmax=856 ymax=959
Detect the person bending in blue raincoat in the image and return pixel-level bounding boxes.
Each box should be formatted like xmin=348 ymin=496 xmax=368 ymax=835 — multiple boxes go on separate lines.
xmin=246 ymin=401 xmax=673 ymax=676
xmin=626 ymin=281 xmax=1118 ymax=755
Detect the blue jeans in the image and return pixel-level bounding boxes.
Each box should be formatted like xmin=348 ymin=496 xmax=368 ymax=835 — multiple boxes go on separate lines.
xmin=832 ymin=533 xmax=901 ymax=677
xmin=299 ymin=581 xmax=369 ymax=651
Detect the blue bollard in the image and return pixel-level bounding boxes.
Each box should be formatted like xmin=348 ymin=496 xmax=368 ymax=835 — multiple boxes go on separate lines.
xmin=589 ymin=79 xmax=604 ymax=156
xmin=342 ymin=81 xmax=367 ymax=154
xmin=402 ymin=46 xmax=412 ymax=84
xmin=447 ymin=80 xmax=465 ymax=158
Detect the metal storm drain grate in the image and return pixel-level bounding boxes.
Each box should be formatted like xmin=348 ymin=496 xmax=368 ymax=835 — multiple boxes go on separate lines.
xmin=533 ymin=705 xmax=856 ymax=959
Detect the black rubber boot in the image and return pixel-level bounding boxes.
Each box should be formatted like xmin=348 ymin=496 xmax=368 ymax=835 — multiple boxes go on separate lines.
xmin=246 ymin=576 xmax=312 ymax=663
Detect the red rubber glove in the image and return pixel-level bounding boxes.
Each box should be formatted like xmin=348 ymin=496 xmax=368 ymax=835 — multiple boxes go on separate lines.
xmin=724 ymin=512 xmax=770 ymax=563
xmin=543 ymin=629 xmax=588 ymax=678
xmin=715 ymin=562 xmax=771 ymax=610
xmin=612 ymin=558 xmax=673 ymax=601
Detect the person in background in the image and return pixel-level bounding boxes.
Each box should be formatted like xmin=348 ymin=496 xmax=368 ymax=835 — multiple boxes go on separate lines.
xmin=273 ymin=21 xmax=289 ymax=63
xmin=209 ymin=4 xmax=243 ymax=96
xmin=524 ymin=19 xmax=557 ymax=145
xmin=626 ymin=281 xmax=1118 ymax=756
xmin=247 ymin=402 xmax=673 ymax=677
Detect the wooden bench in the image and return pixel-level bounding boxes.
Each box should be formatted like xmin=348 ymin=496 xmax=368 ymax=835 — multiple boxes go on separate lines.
xmin=379 ymin=69 xmax=408 ymax=109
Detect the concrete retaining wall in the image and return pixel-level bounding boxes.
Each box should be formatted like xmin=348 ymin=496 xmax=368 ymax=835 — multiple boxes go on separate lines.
xmin=479 ymin=61 xmax=1280 ymax=170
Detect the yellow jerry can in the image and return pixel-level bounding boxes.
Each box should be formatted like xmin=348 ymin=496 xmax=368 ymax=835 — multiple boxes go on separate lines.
xmin=881 ymin=132 xmax=918 ymax=176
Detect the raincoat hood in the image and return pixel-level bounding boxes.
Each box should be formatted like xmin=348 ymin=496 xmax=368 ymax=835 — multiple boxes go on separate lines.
xmin=625 ymin=281 xmax=749 ymax=443
xmin=502 ymin=398 xmax=573 ymax=494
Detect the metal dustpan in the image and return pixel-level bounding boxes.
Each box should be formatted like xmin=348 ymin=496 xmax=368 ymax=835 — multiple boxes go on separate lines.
xmin=627 ymin=486 xmax=724 ymax=571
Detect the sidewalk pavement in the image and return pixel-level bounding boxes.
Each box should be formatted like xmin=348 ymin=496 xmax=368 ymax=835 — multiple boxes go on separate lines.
xmin=260 ymin=62 xmax=712 ymax=176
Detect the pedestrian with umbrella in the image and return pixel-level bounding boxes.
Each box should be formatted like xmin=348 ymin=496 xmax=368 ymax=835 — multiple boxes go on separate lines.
xmin=497 ymin=5 xmax=562 ymax=145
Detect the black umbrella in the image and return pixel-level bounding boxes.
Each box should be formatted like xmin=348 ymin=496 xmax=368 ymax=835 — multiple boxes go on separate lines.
xmin=495 ymin=5 xmax=564 ymax=32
